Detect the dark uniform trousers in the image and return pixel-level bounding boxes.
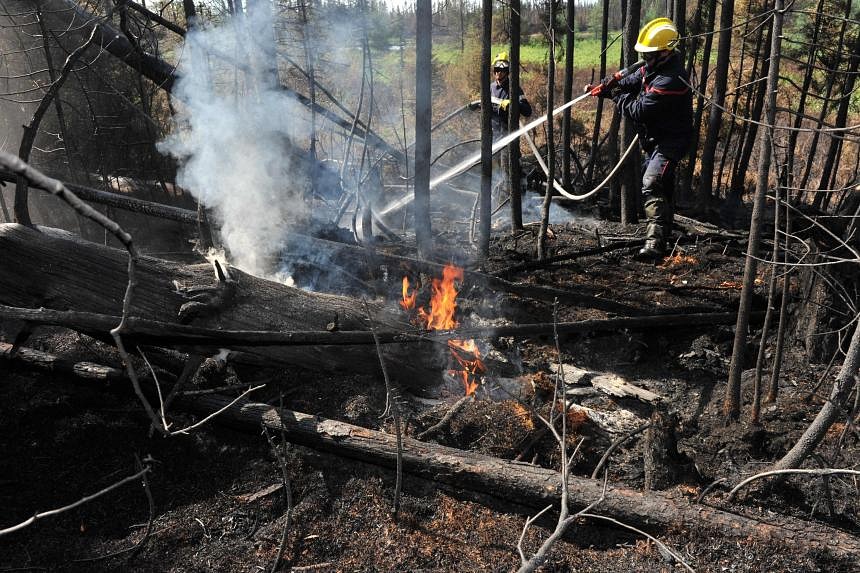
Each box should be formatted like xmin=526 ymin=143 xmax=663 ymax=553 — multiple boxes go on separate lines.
xmin=641 ymin=147 xmax=677 ymax=243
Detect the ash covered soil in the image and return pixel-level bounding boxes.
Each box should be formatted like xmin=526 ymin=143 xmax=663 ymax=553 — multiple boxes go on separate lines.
xmin=1 ymin=217 xmax=858 ymax=572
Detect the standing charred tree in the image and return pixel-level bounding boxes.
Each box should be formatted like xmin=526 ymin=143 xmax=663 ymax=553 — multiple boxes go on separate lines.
xmin=728 ymin=15 xmax=772 ymax=204
xmin=538 ymin=3 xmax=557 ymax=261
xmin=183 ymin=0 xmax=215 ymax=251
xmin=784 ymin=0 xmax=824 ymax=188
xmin=724 ymin=1 xmax=783 ymax=424
xmin=619 ymin=0 xmax=640 ymax=225
xmin=414 ymin=0 xmax=433 ymax=258
xmin=697 ymin=0 xmax=735 ymax=203
xmin=585 ymin=0 xmax=610 ymax=184
xmin=561 ymin=0 xmax=575 ymax=194
xmin=479 ymin=0 xmax=493 ymax=260
xmin=509 ymin=0 xmax=524 ymax=230
xmin=678 ymin=0 xmax=715 ymax=202
xmin=673 ymin=0 xmax=686 ymax=40
xmin=14 ymin=10 xmax=102 ymax=227
xmin=812 ymin=19 xmax=860 ymax=211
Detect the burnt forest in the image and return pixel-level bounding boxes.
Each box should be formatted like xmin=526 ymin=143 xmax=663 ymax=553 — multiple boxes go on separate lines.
xmin=0 ymin=0 xmax=858 ymax=571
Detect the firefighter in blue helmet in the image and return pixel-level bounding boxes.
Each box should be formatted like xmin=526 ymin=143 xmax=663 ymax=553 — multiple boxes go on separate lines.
xmin=587 ymin=18 xmax=693 ymax=260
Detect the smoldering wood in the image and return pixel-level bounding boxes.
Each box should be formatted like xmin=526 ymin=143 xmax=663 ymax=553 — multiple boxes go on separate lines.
xmin=1 ymin=168 xmax=739 ymax=317
xmin=0 ymin=301 xmax=755 ymax=351
xmin=5 ymin=342 xmax=859 ymax=560
xmin=0 ymin=223 xmax=445 ymax=391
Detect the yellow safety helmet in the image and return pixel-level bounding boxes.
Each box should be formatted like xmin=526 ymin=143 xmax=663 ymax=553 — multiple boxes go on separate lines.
xmin=634 ymin=18 xmax=679 ymax=53
xmin=493 ymin=51 xmax=510 ymax=70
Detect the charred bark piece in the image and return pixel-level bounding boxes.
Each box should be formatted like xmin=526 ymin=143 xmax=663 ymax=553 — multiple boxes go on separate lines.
xmin=176 ymin=261 xmax=238 ymax=324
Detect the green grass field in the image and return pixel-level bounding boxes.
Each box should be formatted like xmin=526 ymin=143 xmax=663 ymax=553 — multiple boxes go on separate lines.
xmin=432 ymin=33 xmax=623 ymax=70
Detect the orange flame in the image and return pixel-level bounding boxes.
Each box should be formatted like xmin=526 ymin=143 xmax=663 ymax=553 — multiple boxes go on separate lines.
xmin=400 ymin=264 xmax=484 ymax=396
xmin=400 ymin=276 xmax=417 ymax=311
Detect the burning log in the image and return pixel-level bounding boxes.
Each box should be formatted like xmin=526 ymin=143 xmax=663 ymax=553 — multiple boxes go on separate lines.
xmin=0 ymin=223 xmax=447 ymax=392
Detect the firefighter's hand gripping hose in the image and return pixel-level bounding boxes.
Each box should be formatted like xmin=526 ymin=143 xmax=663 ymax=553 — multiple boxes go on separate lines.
xmin=585 ymin=59 xmax=646 ymax=98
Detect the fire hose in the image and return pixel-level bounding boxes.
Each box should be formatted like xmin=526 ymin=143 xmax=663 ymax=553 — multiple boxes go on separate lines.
xmin=377 ymin=59 xmax=646 ymax=217
xmin=523 ymin=130 xmax=639 ymax=201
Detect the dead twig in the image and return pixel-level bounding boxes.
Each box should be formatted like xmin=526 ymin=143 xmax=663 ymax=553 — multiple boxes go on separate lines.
xmin=727 ymin=468 xmax=860 ymax=501
xmin=363 ymin=300 xmax=403 ymax=515
xmin=590 ymin=422 xmax=651 ymax=479
xmin=416 ymin=394 xmax=474 ymax=441
xmin=579 ymin=513 xmax=695 ymax=572
xmin=0 ymin=463 xmax=152 ymax=537
xmin=517 ymin=299 xmax=606 ymax=572
xmin=169 ymin=384 xmax=265 ymax=435
xmin=696 ymin=478 xmax=728 ymax=504
xmin=263 ymin=403 xmax=294 ymax=573
xmin=72 ymin=455 xmax=156 ymax=563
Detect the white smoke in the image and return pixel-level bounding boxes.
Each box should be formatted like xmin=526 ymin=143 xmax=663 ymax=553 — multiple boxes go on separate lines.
xmin=158 ymin=3 xmax=312 ymax=277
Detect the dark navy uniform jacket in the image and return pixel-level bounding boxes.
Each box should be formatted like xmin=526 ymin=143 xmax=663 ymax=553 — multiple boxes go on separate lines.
xmin=490 ymin=79 xmax=533 ymax=134
xmin=612 ymin=50 xmax=693 ymax=160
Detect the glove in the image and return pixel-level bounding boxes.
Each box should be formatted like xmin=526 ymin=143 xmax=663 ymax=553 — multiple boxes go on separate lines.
xmin=498 ymin=99 xmax=511 ymax=111
xmin=598 ymin=86 xmax=620 ymax=99
xmin=468 ymin=100 xmax=480 ymax=110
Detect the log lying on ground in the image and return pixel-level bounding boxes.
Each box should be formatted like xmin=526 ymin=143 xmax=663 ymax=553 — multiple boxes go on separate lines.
xmin=185 ymin=393 xmax=860 ymax=560
xmin=4 ymin=343 xmax=857 ymax=561
xmin=0 ymin=304 xmax=751 ymax=350
xmin=0 ymin=223 xmax=446 ymax=391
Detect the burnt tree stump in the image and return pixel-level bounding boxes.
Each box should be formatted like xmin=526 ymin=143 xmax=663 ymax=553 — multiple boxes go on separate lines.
xmin=643 ymin=408 xmax=681 ymax=491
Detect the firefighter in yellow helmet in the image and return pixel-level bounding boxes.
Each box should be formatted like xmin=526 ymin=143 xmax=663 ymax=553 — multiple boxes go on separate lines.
xmin=488 ymin=51 xmax=532 ymax=134
xmin=587 ymin=18 xmax=693 ymax=260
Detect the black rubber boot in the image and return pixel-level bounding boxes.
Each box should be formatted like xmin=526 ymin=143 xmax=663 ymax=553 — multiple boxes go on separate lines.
xmin=635 ymin=237 xmax=666 ymax=260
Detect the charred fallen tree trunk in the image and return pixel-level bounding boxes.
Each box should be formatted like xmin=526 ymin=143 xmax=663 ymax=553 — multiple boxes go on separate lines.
xmin=4 ymin=342 xmax=857 ymax=560
xmin=187 ymin=393 xmax=860 ymax=560
xmin=0 ymin=223 xmax=446 ymax=391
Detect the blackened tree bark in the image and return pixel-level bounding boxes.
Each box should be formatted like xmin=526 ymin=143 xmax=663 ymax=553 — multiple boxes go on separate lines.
xmin=619 ymin=0 xmax=640 ymax=225
xmin=414 ymin=0 xmax=433 ymax=258
xmin=728 ymin=21 xmax=771 ymax=201
xmin=785 ymin=0 xmax=824 ymax=187
xmin=678 ymin=0 xmax=714 ymax=203
xmin=752 ymin=177 xmax=781 ymax=425
xmin=724 ymin=1 xmax=783 ymax=424
xmin=585 ymin=0 xmax=610 ymax=185
xmin=796 ymin=2 xmax=852 ymax=201
xmin=509 ymin=0 xmax=524 ymax=230
xmin=673 ymin=0 xmax=685 ymax=40
xmin=538 ymin=7 xmax=556 ymax=261
xmin=697 ymin=0 xmax=735 ymax=203
xmin=812 ymin=20 xmax=860 ymax=211
xmin=765 ymin=197 xmax=791 ymax=403
xmin=561 ymin=0 xmax=575 ymax=194
xmin=479 ymin=0 xmax=493 ymax=260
